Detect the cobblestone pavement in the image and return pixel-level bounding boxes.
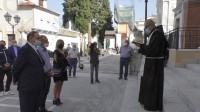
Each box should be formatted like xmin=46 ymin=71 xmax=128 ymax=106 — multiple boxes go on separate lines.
xmin=0 ymin=55 xmax=140 ymax=112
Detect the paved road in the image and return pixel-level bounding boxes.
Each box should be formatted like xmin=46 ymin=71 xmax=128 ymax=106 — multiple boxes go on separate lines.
xmin=0 ymin=55 xmax=140 ymax=112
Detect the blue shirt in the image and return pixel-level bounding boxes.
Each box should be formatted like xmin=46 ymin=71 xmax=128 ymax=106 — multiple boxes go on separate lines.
xmin=13 ymin=46 xmax=18 ymax=57
xmin=120 ymin=45 xmax=133 ymax=58
xmin=37 ymin=46 xmax=52 ymax=73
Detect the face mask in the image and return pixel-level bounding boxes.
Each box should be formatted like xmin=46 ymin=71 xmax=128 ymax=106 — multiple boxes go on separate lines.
xmin=13 ymin=43 xmax=17 ymax=46
xmin=44 ymin=43 xmax=49 ymax=47
xmin=34 ymin=40 xmax=41 ymax=47
xmin=0 ymin=44 xmax=4 ymax=49
xmin=124 ymin=43 xmax=128 ymax=46
xmin=58 ymin=44 xmax=64 ymax=49
xmin=145 ymin=28 xmax=151 ymax=36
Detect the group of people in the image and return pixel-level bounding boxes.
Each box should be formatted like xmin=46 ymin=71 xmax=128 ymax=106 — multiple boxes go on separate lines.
xmin=0 ymin=30 xmax=101 ymax=112
xmin=0 ymin=18 xmax=167 ymax=112
xmin=0 ymin=39 xmax=20 ymax=97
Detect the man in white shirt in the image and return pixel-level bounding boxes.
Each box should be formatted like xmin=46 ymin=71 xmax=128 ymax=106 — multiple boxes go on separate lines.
xmin=68 ymin=44 xmax=80 ymax=78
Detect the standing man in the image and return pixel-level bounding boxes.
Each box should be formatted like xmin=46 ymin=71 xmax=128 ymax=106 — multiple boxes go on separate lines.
xmin=133 ymin=19 xmax=167 ymax=111
xmin=88 ymin=42 xmax=100 ymax=84
xmin=116 ymin=44 xmax=119 ymax=54
xmin=37 ymin=35 xmax=53 ymax=112
xmin=0 ymin=40 xmax=14 ymax=96
xmin=64 ymin=44 xmax=71 ymax=56
xmin=68 ymin=44 xmax=80 ymax=78
xmin=119 ymin=40 xmax=133 ymax=80
xmin=12 ymin=31 xmax=44 ymax=112
xmin=8 ymin=39 xmax=20 ymax=61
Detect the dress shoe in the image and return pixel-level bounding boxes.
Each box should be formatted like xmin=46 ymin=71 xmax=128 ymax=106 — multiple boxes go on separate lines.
xmin=118 ymin=77 xmax=122 ymax=80
xmin=124 ymin=77 xmax=128 ymax=80
xmin=53 ymin=99 xmax=60 ymax=106
xmin=39 ymin=108 xmax=52 ymax=112
xmin=57 ymin=98 xmax=63 ymax=104
xmin=95 ymin=80 xmax=100 ymax=83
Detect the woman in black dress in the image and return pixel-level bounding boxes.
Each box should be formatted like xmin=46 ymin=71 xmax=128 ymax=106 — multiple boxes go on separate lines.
xmin=53 ymin=39 xmax=69 ymax=105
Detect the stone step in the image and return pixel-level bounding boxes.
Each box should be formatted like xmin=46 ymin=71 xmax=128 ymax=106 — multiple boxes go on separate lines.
xmin=186 ymin=64 xmax=200 ymax=73
xmin=163 ymin=79 xmax=191 ymax=112
xmin=165 ymin=68 xmax=200 ymax=112
xmin=175 ymin=68 xmax=200 ymax=88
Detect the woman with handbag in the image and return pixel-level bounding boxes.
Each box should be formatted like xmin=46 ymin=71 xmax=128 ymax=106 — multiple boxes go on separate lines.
xmin=52 ymin=39 xmax=69 ymax=106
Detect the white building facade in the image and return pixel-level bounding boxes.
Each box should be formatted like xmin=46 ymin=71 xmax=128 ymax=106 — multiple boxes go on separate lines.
xmin=156 ymin=0 xmax=177 ymax=32
xmin=0 ymin=0 xmax=81 ymax=52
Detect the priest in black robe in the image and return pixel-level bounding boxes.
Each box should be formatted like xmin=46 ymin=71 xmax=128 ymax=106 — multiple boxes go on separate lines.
xmin=133 ymin=19 xmax=168 ymax=111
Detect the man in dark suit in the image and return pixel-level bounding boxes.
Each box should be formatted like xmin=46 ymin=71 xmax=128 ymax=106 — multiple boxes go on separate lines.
xmin=0 ymin=40 xmax=14 ymax=96
xmin=12 ymin=31 xmax=45 ymax=112
xmin=8 ymin=39 xmax=20 ymax=60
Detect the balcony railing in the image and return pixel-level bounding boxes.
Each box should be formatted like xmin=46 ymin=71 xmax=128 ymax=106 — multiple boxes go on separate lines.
xmin=165 ymin=27 xmax=200 ymax=49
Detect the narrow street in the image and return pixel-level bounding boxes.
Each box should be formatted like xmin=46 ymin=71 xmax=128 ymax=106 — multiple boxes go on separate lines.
xmin=0 ymin=55 xmax=139 ymax=112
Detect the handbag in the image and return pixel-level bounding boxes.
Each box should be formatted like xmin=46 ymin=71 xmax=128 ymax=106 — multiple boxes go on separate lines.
xmin=62 ymin=69 xmax=68 ymax=81
xmin=52 ymin=68 xmax=62 ymax=77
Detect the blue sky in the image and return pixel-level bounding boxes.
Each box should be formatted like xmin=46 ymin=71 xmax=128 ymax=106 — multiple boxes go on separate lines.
xmin=47 ymin=0 xmax=156 ymax=25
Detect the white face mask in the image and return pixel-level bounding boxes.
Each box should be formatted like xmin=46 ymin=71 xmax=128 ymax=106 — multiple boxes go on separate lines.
xmin=44 ymin=43 xmax=49 ymax=47
xmin=124 ymin=43 xmax=128 ymax=46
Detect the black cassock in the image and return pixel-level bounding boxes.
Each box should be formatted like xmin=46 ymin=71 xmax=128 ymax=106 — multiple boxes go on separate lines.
xmin=138 ymin=27 xmax=167 ymax=111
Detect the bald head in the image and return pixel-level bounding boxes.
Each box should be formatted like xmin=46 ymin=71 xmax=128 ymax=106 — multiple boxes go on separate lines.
xmin=144 ymin=19 xmax=156 ymax=36
xmin=144 ymin=19 xmax=156 ymax=28
xmin=124 ymin=40 xmax=129 ymax=46
xmin=40 ymin=35 xmax=49 ymax=47
xmin=125 ymin=40 xmax=129 ymax=43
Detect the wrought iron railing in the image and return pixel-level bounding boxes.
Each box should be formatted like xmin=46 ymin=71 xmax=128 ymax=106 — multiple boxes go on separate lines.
xmin=165 ymin=27 xmax=200 ymax=49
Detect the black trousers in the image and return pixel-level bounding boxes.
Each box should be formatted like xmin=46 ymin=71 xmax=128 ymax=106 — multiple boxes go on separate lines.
xmin=40 ymin=76 xmax=51 ymax=109
xmin=0 ymin=69 xmax=12 ymax=92
xmin=90 ymin=63 xmax=99 ymax=80
xmin=19 ymin=91 xmax=41 ymax=112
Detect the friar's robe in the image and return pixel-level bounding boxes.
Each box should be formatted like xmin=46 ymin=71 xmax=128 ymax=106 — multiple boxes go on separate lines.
xmin=138 ymin=27 xmax=167 ymax=111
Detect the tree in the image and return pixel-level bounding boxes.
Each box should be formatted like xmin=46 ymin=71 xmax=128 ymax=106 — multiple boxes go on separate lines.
xmin=62 ymin=0 xmax=114 ymax=45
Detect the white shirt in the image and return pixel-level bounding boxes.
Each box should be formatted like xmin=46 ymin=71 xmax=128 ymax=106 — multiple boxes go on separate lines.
xmin=68 ymin=48 xmax=79 ymax=58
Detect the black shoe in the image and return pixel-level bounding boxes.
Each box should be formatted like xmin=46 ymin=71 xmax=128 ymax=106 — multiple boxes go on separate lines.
xmin=53 ymin=99 xmax=60 ymax=106
xmin=95 ymin=80 xmax=100 ymax=83
xmin=44 ymin=109 xmax=52 ymax=112
xmin=124 ymin=77 xmax=128 ymax=80
xmin=57 ymin=98 xmax=63 ymax=104
xmin=91 ymin=79 xmax=94 ymax=84
xmin=39 ymin=108 xmax=52 ymax=112
xmin=118 ymin=77 xmax=122 ymax=80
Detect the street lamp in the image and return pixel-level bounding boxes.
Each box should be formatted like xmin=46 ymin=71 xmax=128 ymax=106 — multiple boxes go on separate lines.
xmin=144 ymin=0 xmax=148 ymax=44
xmin=4 ymin=12 xmax=21 ymax=40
